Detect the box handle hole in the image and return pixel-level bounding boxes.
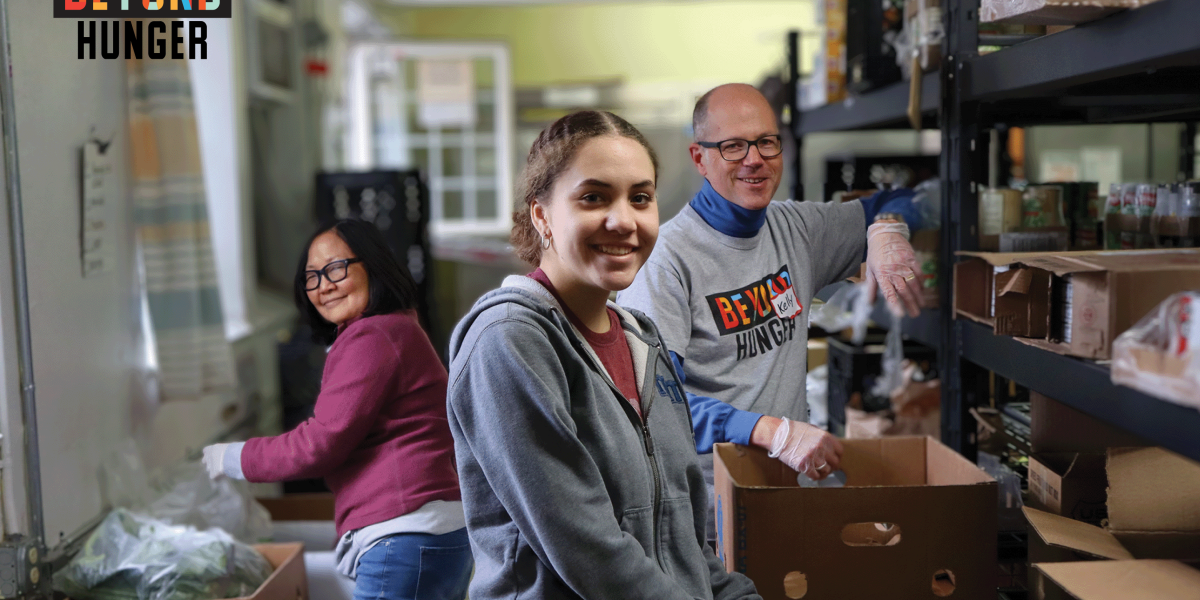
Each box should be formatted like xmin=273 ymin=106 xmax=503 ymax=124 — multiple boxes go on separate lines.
xmin=782 ymin=571 xmax=807 ymax=599
xmin=840 ymin=522 xmax=902 ymax=546
xmin=932 ymin=569 xmax=956 ymax=597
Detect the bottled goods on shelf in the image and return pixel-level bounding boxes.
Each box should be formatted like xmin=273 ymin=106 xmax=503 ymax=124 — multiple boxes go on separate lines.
xmin=1106 ymin=181 xmax=1200 ymax=250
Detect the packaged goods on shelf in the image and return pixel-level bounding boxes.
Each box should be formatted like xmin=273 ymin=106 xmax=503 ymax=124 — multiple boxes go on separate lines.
xmin=979 ymin=187 xmax=1024 ymax=251
xmin=1023 ymin=185 xmax=1066 ymax=228
xmin=953 ymin=248 xmax=1200 ymax=359
xmin=1111 ymin=291 xmax=1200 ymax=410
xmin=713 ymin=439 xmax=996 ymax=600
xmin=980 ymin=0 xmax=1161 ymax=26
xmin=823 ymin=0 xmax=848 ymax=104
xmin=846 ymin=0 xmax=903 ymax=94
xmin=901 ymin=0 xmax=942 ymax=77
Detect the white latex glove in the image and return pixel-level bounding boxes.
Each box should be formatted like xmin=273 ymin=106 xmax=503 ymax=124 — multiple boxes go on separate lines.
xmin=767 ymin=417 xmax=844 ymax=480
xmin=865 ymin=221 xmax=925 ymax=318
xmin=202 ymin=443 xmax=232 ymax=480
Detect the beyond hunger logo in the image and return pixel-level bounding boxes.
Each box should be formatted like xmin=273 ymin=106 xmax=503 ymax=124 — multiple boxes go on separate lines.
xmin=54 ymin=1 xmax=232 ymax=60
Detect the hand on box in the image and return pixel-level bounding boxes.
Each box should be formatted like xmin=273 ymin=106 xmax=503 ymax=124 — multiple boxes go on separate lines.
xmin=767 ymin=417 xmax=844 ymax=480
xmin=866 ymin=221 xmax=925 ymax=318
xmin=201 ymin=443 xmax=233 ymax=480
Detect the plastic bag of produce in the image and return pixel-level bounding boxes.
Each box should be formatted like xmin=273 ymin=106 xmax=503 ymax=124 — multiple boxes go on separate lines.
xmin=53 ymin=509 xmax=273 ymax=600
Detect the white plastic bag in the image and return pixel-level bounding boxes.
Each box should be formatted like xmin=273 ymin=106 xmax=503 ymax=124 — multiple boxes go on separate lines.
xmin=809 ymin=281 xmax=874 ymax=345
xmin=99 ymin=442 xmax=273 ymax=544
xmin=1112 ymin=291 xmax=1200 ymax=409
xmin=53 ymin=509 xmax=273 ymax=600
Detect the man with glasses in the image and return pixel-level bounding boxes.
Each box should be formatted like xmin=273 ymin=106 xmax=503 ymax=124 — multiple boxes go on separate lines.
xmin=618 ymin=83 xmax=923 ymax=541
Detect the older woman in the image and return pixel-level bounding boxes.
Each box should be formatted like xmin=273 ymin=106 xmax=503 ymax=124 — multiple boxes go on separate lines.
xmin=446 ymin=111 xmax=761 ymax=600
xmin=203 ymin=220 xmax=472 ymax=600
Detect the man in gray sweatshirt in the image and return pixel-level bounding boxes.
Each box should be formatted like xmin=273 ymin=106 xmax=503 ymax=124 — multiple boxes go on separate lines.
xmin=618 ymin=84 xmax=924 ymax=540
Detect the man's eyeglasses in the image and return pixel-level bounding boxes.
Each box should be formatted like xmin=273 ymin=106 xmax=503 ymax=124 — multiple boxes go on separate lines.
xmin=305 ymin=258 xmax=362 ymax=291
xmin=696 ymin=134 xmax=783 ymax=162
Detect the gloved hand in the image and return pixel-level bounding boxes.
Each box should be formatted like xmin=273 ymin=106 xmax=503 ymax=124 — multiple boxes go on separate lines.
xmin=202 ymin=443 xmax=233 ymax=480
xmin=865 ymin=221 xmax=925 ymax=318
xmin=768 ymin=417 xmax=844 ymax=480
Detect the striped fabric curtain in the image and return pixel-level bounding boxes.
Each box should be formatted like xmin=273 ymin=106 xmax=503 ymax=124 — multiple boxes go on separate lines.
xmin=127 ymin=43 xmax=235 ymax=400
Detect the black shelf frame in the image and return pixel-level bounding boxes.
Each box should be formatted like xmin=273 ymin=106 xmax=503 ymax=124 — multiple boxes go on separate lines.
xmin=788 ymin=0 xmax=1200 ymax=464
xmin=959 ymin=321 xmax=1200 ymax=462
xmin=795 ymin=72 xmax=940 ymax=135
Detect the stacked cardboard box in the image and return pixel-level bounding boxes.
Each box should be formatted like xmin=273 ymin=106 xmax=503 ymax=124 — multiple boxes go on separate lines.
xmin=713 ymin=438 xmax=996 ymax=599
xmin=953 ymin=248 xmax=1200 ymax=359
xmin=1025 ymin=446 xmax=1200 ymax=600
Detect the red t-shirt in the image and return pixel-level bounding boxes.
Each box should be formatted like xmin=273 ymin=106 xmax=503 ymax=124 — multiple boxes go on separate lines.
xmin=528 ymin=269 xmax=642 ymax=418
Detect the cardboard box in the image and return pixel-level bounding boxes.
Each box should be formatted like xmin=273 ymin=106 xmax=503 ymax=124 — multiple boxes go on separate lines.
xmin=953 ymin=249 xmax=1200 ymax=359
xmin=1029 ymin=392 xmax=1148 ymax=454
xmin=257 ymin=493 xmax=338 ymax=551
xmin=980 ymin=0 xmax=1160 ymax=26
xmin=1036 ymin=560 xmax=1200 ymax=600
xmin=1027 ymin=453 xmax=1107 ymax=525
xmin=227 ymin=543 xmax=309 ymax=600
xmin=1025 ymin=507 xmax=1200 ymax=599
xmin=807 ymin=338 xmax=828 ymax=370
xmin=713 ymin=438 xmax=996 ymax=600
xmin=1025 ymin=446 xmax=1200 ymax=598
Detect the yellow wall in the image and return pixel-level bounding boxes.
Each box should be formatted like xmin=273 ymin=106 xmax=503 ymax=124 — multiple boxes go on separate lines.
xmin=378 ymin=1 xmax=818 ymax=89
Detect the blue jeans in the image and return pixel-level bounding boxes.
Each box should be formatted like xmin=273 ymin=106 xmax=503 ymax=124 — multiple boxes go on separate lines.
xmin=353 ymin=528 xmax=473 ymax=600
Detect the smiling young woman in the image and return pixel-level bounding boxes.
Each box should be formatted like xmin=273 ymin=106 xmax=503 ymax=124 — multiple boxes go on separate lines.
xmin=202 ymin=220 xmax=472 ymax=600
xmin=446 ymin=111 xmax=761 ymax=600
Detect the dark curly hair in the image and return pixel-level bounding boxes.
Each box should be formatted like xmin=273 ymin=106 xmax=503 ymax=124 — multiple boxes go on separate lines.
xmin=511 ymin=111 xmax=659 ymax=266
xmin=293 ymin=219 xmax=419 ymax=345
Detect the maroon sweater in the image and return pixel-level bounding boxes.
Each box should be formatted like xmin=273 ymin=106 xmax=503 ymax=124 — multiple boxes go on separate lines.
xmin=242 ymin=311 xmax=460 ymax=537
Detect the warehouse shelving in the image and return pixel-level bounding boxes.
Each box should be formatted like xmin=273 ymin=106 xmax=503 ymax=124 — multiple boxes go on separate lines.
xmin=795 ymin=72 xmax=940 ymax=134
xmin=789 ymin=0 xmax=1200 ymax=465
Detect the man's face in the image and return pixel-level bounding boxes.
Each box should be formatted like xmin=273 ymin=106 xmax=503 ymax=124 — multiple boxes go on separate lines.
xmin=689 ymin=88 xmax=782 ymax=211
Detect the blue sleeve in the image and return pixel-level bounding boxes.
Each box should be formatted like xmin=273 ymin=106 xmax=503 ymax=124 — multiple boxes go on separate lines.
xmin=671 ymin=352 xmax=762 ymax=453
xmin=858 ymin=189 xmax=922 ymax=230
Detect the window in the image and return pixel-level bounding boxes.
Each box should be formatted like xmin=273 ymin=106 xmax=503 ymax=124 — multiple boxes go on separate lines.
xmin=346 ymin=42 xmax=514 ymax=237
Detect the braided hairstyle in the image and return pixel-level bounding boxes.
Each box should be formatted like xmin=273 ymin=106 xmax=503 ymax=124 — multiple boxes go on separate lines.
xmin=511 ymin=111 xmax=659 ymax=266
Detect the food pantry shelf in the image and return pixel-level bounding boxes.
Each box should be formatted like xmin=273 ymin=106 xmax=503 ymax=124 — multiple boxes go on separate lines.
xmin=966 ymin=0 xmax=1200 ymax=102
xmin=795 ymin=72 xmax=940 ymax=135
xmin=958 ymin=320 xmax=1200 ymax=464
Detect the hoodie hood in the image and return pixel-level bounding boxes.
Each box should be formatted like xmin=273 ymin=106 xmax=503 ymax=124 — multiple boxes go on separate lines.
xmin=449 ymin=275 xmax=666 ymax=394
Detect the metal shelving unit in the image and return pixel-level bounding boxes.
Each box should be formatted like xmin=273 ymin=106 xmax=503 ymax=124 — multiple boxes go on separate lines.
xmin=795 ymin=72 xmax=940 ymax=135
xmin=790 ymin=0 xmax=1200 ymax=465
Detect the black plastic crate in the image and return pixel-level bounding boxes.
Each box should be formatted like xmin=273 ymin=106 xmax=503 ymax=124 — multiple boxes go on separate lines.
xmin=826 ymin=335 xmax=937 ymax=435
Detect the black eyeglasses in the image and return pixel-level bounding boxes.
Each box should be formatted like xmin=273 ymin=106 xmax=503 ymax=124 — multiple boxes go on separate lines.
xmin=305 ymin=258 xmax=362 ymax=291
xmin=697 ymin=134 xmax=783 ymax=162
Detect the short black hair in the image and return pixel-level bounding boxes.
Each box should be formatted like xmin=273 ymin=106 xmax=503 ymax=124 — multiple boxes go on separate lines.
xmin=293 ymin=219 xmax=419 ymax=345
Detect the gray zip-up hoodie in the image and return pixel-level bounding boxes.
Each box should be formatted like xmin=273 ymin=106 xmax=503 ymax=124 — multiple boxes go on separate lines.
xmin=447 ymin=276 xmax=761 ymax=600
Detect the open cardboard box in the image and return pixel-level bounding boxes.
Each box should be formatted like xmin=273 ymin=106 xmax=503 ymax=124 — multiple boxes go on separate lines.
xmin=953 ymin=249 xmax=1200 ymax=359
xmin=224 ymin=543 xmax=308 ymax=600
xmin=713 ymin=437 xmax=996 ymax=600
xmin=1027 ymin=453 xmax=1107 ymax=526
xmin=1025 ymin=446 xmax=1200 ymax=599
xmin=1036 ymin=560 xmax=1200 ymax=600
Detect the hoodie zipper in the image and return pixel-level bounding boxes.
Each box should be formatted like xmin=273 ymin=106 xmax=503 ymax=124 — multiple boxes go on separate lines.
xmin=570 ymin=320 xmax=669 ymax=573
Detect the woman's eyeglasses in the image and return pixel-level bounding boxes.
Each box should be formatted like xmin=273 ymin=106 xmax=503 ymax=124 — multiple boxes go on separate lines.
xmin=305 ymin=258 xmax=362 ymax=291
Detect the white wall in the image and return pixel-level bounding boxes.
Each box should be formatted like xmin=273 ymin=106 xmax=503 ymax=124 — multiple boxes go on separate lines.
xmin=0 ymin=4 xmax=236 ymax=541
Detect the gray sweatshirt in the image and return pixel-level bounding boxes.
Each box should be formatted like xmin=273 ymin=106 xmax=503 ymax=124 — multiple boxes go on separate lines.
xmin=447 ymin=276 xmax=761 ymax=600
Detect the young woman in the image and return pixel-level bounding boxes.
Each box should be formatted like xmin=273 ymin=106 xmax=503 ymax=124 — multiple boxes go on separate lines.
xmin=202 ymin=220 xmax=472 ymax=600
xmin=446 ymin=111 xmax=761 ymax=600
